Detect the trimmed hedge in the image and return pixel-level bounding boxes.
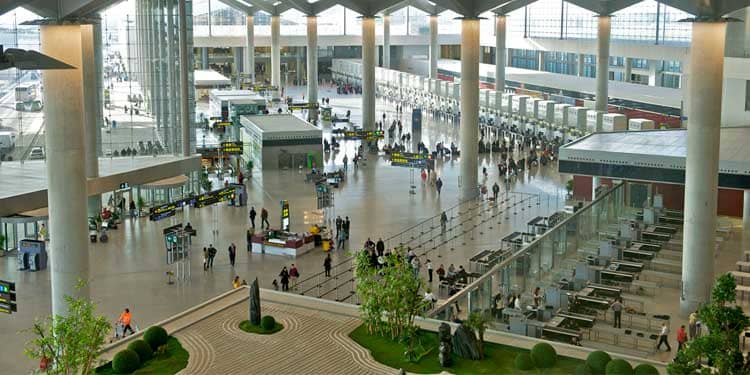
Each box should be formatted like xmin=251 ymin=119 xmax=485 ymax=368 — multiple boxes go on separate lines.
xmin=143 ymin=326 xmax=169 ymax=350
xmin=530 ymin=342 xmax=558 ymax=368
xmin=127 ymin=339 xmax=153 ymax=362
xmin=261 ymin=315 xmax=276 ymax=331
xmin=112 ymin=349 xmax=140 ymax=374
xmin=575 ymin=363 xmax=596 ymax=375
xmin=515 ymin=353 xmax=535 ymax=371
xmin=605 ymin=359 xmax=633 ymax=375
xmin=633 ymin=364 xmax=659 ymax=375
xmin=586 ymin=351 xmax=612 ymax=374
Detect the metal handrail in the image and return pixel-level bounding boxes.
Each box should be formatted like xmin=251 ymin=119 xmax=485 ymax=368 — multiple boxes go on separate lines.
xmin=428 ymin=182 xmax=624 ymax=317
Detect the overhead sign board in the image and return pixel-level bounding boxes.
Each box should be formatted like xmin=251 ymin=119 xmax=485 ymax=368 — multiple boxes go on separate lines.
xmin=343 ymin=130 xmax=384 ymax=141
xmin=213 ymin=121 xmax=232 ymax=127
xmin=195 ymin=187 xmax=235 ymax=208
xmin=288 ymin=102 xmax=320 ymax=111
xmin=220 ymin=141 xmax=243 ymax=154
xmin=0 ymin=280 xmax=17 ymax=314
xmin=390 ymin=152 xmax=434 ymax=170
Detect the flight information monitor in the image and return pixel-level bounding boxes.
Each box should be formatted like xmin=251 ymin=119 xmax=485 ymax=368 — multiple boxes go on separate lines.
xmin=343 ymin=130 xmax=384 ymax=141
xmin=390 ymin=152 xmax=434 ymax=170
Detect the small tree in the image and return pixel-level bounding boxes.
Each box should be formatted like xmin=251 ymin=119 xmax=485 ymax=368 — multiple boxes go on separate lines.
xmin=466 ymin=311 xmax=490 ymax=359
xmin=668 ymin=273 xmax=750 ymax=375
xmin=354 ymin=249 xmax=431 ymax=342
xmin=24 ymin=280 xmax=111 ymax=375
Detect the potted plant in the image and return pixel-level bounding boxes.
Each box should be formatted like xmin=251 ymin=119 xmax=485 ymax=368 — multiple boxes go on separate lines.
xmin=565 ymin=179 xmax=574 ymax=199
xmin=0 ymin=233 xmax=5 ymax=257
xmin=137 ymin=195 xmax=145 ymax=217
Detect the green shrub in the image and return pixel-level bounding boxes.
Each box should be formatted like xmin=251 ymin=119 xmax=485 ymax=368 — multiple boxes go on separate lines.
xmin=606 ymin=359 xmax=633 ymax=375
xmin=530 ymin=342 xmax=557 ymax=368
xmin=515 ymin=352 xmax=535 ymax=371
xmin=261 ymin=315 xmax=276 ymax=331
xmin=633 ymin=364 xmax=659 ymax=375
xmin=143 ymin=326 xmax=168 ymax=350
xmin=586 ymin=351 xmax=612 ymax=374
xmin=575 ymin=363 xmax=595 ymax=375
xmin=112 ymin=349 xmax=141 ymax=374
xmin=127 ymin=339 xmax=153 ymax=362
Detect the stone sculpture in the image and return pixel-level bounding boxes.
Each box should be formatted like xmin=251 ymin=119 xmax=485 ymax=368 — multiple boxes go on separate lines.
xmin=452 ymin=323 xmax=481 ymax=360
xmin=249 ymin=277 xmax=261 ymax=325
xmin=438 ymin=322 xmax=453 ymax=367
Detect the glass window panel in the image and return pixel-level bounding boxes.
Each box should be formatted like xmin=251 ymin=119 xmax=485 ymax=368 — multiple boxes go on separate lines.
xmin=192 ymin=0 xmax=209 ymax=36
xmin=319 ymin=5 xmax=344 ymax=35
xmin=280 ymin=8 xmax=306 ymax=36
xmin=612 ymin=0 xmax=657 ymax=42
xmin=507 ymin=8 xmax=525 ymax=38
xmin=408 ymin=6 xmax=429 ymax=36
xmin=390 ymin=7 xmax=407 ymax=36
xmin=344 ymin=7 xmax=362 ymax=36
xmin=528 ymin=0 xmax=562 ymax=38
xmin=438 ymin=10 xmax=460 ymax=34
xmin=662 ymin=4 xmax=691 ymax=44
xmin=210 ymin=0 xmax=244 ymax=36
xmin=563 ymin=2 xmax=596 ymax=39
xmin=254 ymin=11 xmax=271 ymax=36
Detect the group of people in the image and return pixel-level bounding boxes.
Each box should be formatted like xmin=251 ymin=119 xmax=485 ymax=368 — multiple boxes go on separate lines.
xmin=248 ymin=206 xmax=271 ymax=230
xmin=335 ymin=216 xmax=352 ymax=249
xmin=273 ymin=264 xmax=301 ymax=292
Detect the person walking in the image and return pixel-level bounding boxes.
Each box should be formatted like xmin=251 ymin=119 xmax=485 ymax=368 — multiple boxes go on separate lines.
xmin=440 ymin=211 xmax=448 ymax=233
xmin=492 ymin=182 xmax=500 ymax=201
xmin=688 ymin=311 xmax=698 ymax=340
xmin=129 ymin=199 xmax=137 ymax=218
xmin=435 ymin=177 xmax=443 ymax=195
xmin=335 ymin=216 xmax=343 ymax=239
xmin=228 ymin=243 xmax=237 ymax=267
xmin=117 ymin=308 xmax=135 ymax=337
xmin=208 ymin=244 xmax=217 ymax=269
xmin=324 ymin=254 xmax=332 ymax=277
xmin=343 ymin=216 xmax=351 ymax=240
xmin=426 ymin=259 xmax=433 ymax=283
xmin=343 ymin=154 xmax=348 ymax=171
xmin=289 ymin=264 xmax=300 ymax=290
xmin=657 ymin=323 xmax=671 ymax=351
xmin=261 ymin=207 xmax=270 ymax=229
xmin=376 ymin=238 xmax=385 ymax=256
xmin=249 ymin=206 xmax=257 ymax=228
xmin=611 ymin=298 xmax=623 ymax=328
xmin=411 ymin=256 xmax=421 ymax=278
xmin=677 ymin=325 xmax=687 ymax=351
xmin=279 ymin=267 xmax=290 ymax=292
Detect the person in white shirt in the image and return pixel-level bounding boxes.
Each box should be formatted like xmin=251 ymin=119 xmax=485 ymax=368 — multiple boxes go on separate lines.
xmin=426 ymin=259 xmax=434 ymax=283
xmin=514 ymin=294 xmax=522 ymax=309
xmin=657 ymin=322 xmax=671 ymax=351
xmin=424 ymin=290 xmax=437 ymax=309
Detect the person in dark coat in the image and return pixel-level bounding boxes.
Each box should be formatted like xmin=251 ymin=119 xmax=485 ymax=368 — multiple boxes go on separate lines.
xmin=279 ymin=267 xmax=290 ymax=291
xmin=249 ymin=206 xmax=257 ymax=228
xmin=324 ymin=255 xmax=332 ymax=277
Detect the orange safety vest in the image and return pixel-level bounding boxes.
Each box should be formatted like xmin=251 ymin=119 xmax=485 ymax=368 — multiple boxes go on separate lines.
xmin=119 ymin=311 xmax=131 ymax=325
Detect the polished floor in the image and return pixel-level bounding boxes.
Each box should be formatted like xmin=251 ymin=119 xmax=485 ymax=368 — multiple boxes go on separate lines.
xmin=0 ymin=85 xmax=566 ymax=373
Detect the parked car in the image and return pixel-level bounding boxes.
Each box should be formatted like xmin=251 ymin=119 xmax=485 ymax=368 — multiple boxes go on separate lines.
xmin=29 ymin=147 xmax=44 ymax=160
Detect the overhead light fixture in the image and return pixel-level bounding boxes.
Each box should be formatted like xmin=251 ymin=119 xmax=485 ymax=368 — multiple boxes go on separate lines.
xmin=0 ymin=45 xmax=75 ymax=71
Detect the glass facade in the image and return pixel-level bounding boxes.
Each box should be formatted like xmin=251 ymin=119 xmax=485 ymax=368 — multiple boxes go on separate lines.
xmin=510 ymin=49 xmax=540 ymax=70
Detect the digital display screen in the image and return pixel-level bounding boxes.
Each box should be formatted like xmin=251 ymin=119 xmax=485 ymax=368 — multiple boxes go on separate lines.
xmin=220 ymin=141 xmax=243 ymax=154
xmin=281 ymin=200 xmax=290 ymax=231
xmin=343 ymin=130 xmax=384 ymax=140
xmin=195 ymin=187 xmax=235 ymax=208
xmin=214 ymin=121 xmax=232 ymax=127
xmin=288 ymin=102 xmax=319 ymax=110
xmin=390 ymin=152 xmax=434 ymax=169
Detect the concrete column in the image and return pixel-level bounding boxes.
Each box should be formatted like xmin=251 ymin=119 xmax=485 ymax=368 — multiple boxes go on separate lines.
xmin=624 ymin=57 xmax=632 ymax=82
xmin=307 ymin=15 xmax=319 ymax=121
xmin=41 ymin=24 xmax=90 ymax=316
xmin=93 ymin=21 xmax=104 ymax=158
xmin=537 ymin=50 xmax=544 ymax=71
xmin=158 ymin=0 xmax=169 ymax=146
xmin=383 ymin=15 xmax=391 ymax=69
xmin=648 ymin=59 xmax=662 ymax=86
xmin=744 ymin=190 xmax=750 ymax=232
xmin=595 ymin=15 xmax=611 ymax=112
xmin=201 ymin=47 xmax=208 ymax=69
xmin=233 ymin=47 xmax=243 ymax=88
xmin=459 ymin=18 xmax=480 ymax=200
xmin=362 ymin=16 xmax=376 ymax=131
xmin=295 ymin=49 xmax=302 ymax=84
xmin=179 ymin=0 xmax=190 ymax=156
xmin=82 ymin=23 xmax=101 ymax=218
xmin=429 ymin=14 xmax=438 ymax=79
xmin=167 ymin=0 xmax=179 ymax=153
xmin=681 ymin=21 xmax=727 ymax=316
xmin=495 ymin=14 xmax=506 ymax=93
xmin=578 ymin=53 xmax=585 ymax=76
xmin=271 ymin=14 xmax=281 ymax=98
xmin=592 ymin=176 xmax=600 ymax=200
xmin=245 ymin=14 xmax=255 ymax=83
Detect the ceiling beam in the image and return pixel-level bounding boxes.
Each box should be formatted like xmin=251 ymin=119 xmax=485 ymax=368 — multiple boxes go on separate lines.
xmin=661 ymin=0 xmax=750 ymax=18
xmin=408 ymin=0 xmax=446 ymax=15
xmin=219 ymin=0 xmax=254 ymax=15
xmin=282 ymin=0 xmax=313 ymax=15
xmin=242 ymin=0 xmax=276 ymax=14
xmin=311 ymin=0 xmax=342 ymax=14
xmin=564 ymin=0 xmax=640 ymax=15
xmin=493 ymin=0 xmax=536 ymax=15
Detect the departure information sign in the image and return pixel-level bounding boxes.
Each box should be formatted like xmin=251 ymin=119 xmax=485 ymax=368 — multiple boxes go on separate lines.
xmin=343 ymin=130 xmax=384 ymax=141
xmin=390 ymin=152 xmax=434 ymax=170
xmin=252 ymin=84 xmax=278 ymax=92
xmin=288 ymin=102 xmax=319 ymax=111
xmin=0 ymin=280 xmax=17 ymax=314
xmin=220 ymin=141 xmax=243 ymax=155
xmin=213 ymin=121 xmax=232 ymax=127
xmin=195 ymin=187 xmax=235 ymax=208
xmin=280 ymin=200 xmax=290 ymax=231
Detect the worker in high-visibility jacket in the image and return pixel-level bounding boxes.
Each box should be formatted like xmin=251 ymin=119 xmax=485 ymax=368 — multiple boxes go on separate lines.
xmin=118 ymin=308 xmax=135 ymax=337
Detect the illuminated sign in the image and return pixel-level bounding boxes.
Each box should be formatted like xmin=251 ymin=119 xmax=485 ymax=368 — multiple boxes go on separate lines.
xmin=195 ymin=187 xmax=235 ymax=208
xmin=213 ymin=121 xmax=232 ymax=127
xmin=288 ymin=102 xmax=320 ymax=110
xmin=221 ymin=141 xmax=243 ymax=155
xmin=252 ymin=84 xmax=278 ymax=92
xmin=0 ymin=280 xmax=17 ymax=314
xmin=280 ymin=200 xmax=290 ymax=231
xmin=390 ymin=152 xmax=434 ymax=170
xmin=343 ymin=130 xmax=384 ymax=141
